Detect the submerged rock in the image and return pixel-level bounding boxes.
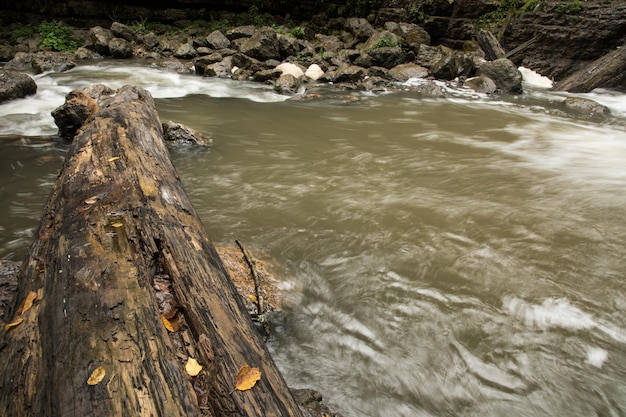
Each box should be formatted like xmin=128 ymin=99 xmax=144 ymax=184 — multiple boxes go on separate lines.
xmin=562 ymin=97 xmax=611 ymax=118
xmin=464 ymin=75 xmax=497 ymax=94
xmin=162 ymin=120 xmax=213 ymax=146
xmin=0 ymin=70 xmax=37 ymax=103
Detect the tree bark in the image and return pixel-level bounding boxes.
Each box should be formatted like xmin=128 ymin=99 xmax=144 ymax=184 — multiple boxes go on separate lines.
xmin=0 ymin=85 xmax=304 ymax=417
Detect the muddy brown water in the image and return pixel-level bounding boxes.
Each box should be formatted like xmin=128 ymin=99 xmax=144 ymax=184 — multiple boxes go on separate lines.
xmin=1 ymin=63 xmax=625 ymax=416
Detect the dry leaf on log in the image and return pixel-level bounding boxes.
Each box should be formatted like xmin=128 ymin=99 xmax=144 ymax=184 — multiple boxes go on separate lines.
xmin=235 ymin=365 xmax=261 ymax=391
xmin=186 ymin=358 xmax=203 ymax=376
xmin=17 ymin=291 xmax=38 ymax=316
xmin=87 ymin=366 xmax=106 ymax=386
xmin=4 ymin=317 xmax=23 ymax=331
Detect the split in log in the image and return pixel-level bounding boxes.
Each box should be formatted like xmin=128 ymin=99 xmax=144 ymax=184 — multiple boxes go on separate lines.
xmin=0 ymin=85 xmax=304 ymax=417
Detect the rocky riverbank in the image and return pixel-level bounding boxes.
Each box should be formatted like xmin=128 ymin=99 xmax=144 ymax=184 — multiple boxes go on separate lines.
xmin=1 ymin=0 xmax=624 ymax=97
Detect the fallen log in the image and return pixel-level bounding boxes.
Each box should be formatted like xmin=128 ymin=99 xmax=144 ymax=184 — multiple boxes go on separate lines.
xmin=552 ymin=46 xmax=626 ymax=93
xmin=0 ymin=85 xmax=304 ymax=417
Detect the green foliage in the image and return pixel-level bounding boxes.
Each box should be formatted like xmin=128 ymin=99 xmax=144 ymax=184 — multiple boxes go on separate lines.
xmin=327 ymin=0 xmax=385 ymax=17
xmin=556 ymin=0 xmax=582 ymax=14
xmin=11 ymin=25 xmax=36 ymax=43
xmin=409 ymin=6 xmax=425 ymax=24
xmin=290 ymin=26 xmax=306 ymax=40
xmin=38 ymin=20 xmax=81 ymax=52
xmin=374 ymin=35 xmax=399 ymax=48
xmin=478 ymin=0 xmax=542 ymax=25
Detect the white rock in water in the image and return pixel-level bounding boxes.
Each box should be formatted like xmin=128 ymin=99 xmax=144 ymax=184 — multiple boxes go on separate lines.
xmin=305 ymin=64 xmax=324 ymax=80
xmin=276 ymin=62 xmax=304 ymax=78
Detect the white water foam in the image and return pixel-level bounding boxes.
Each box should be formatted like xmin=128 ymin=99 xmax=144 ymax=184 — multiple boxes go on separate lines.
xmin=503 ymin=296 xmax=596 ymax=330
xmin=0 ymin=63 xmax=289 ymax=136
xmin=519 ymin=66 xmax=554 ymax=89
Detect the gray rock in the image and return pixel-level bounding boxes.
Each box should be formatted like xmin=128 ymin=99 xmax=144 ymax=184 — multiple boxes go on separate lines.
xmin=140 ymin=32 xmax=159 ymax=50
xmin=464 ymin=76 xmax=497 ymax=94
xmin=274 ymin=73 xmax=301 ymax=94
xmin=368 ymin=46 xmax=405 ymax=69
xmin=386 ymin=22 xmax=431 ymax=52
xmin=477 ymin=58 xmax=523 ymax=94
xmin=278 ymin=34 xmax=301 ymax=58
xmin=31 ymin=52 xmax=76 ymax=73
xmin=388 ymin=63 xmax=429 ymax=82
xmin=74 ymin=47 xmax=103 ymax=60
xmin=111 ymin=22 xmax=135 ymax=42
xmin=174 ymin=43 xmax=197 ymax=59
xmin=344 ymin=18 xmax=376 ymax=42
xmin=109 ymin=38 xmax=133 ymax=59
xmin=0 ymin=70 xmax=37 ymax=103
xmin=332 ymin=64 xmax=367 ymax=83
xmin=193 ymin=53 xmax=223 ymax=75
xmin=206 ymin=30 xmax=231 ymax=50
xmin=562 ymin=97 xmax=611 ymax=118
xmin=162 ymin=120 xmax=213 ymax=146
xmin=239 ymin=27 xmax=280 ymax=61
xmin=226 ymin=25 xmax=256 ymax=40
xmin=88 ymin=26 xmax=114 ymax=55
xmin=231 ymin=53 xmax=262 ymax=72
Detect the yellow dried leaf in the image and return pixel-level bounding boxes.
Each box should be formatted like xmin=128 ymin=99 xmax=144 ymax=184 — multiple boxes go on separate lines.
xmin=17 ymin=291 xmax=38 ymax=316
xmin=248 ymin=294 xmax=257 ymax=304
xmin=111 ymin=222 xmax=123 ymax=228
xmin=235 ymin=365 xmax=261 ymax=391
xmin=4 ymin=317 xmax=23 ymax=331
xmin=108 ymin=157 xmax=120 ymax=162
xmin=186 ymin=358 xmax=203 ymax=376
xmin=161 ymin=314 xmax=181 ymax=332
xmin=84 ymin=196 xmax=98 ymax=204
xmin=87 ymin=366 xmax=106 ymax=385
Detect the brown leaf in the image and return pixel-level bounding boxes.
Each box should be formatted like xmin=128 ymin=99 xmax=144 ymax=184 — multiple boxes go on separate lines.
xmin=17 ymin=291 xmax=38 ymax=316
xmin=87 ymin=366 xmax=106 ymax=385
xmin=84 ymin=196 xmax=98 ymax=205
xmin=108 ymin=156 xmax=120 ymax=162
xmin=235 ymin=365 xmax=261 ymax=391
xmin=4 ymin=317 xmax=23 ymax=332
xmin=186 ymin=358 xmax=203 ymax=377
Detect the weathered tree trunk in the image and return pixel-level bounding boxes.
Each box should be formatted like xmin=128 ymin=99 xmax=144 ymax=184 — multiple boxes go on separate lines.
xmin=552 ymin=46 xmax=626 ymax=93
xmin=0 ymin=86 xmax=304 ymax=417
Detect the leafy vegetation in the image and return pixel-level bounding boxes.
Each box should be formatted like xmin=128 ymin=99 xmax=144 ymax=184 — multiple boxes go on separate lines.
xmin=10 ymin=25 xmax=36 ymax=43
xmin=374 ymin=35 xmax=400 ymax=48
xmin=38 ymin=20 xmax=82 ymax=51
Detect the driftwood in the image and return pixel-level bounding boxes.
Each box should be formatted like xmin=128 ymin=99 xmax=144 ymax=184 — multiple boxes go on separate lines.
xmin=0 ymin=85 xmax=304 ymax=417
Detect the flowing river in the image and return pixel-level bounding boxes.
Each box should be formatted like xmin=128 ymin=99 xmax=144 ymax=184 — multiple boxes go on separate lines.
xmin=1 ymin=61 xmax=625 ymax=417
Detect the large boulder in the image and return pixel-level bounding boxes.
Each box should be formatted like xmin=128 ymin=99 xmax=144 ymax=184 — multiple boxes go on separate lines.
xmin=108 ymin=38 xmax=133 ymax=59
xmin=344 ymin=18 xmax=376 ymax=42
xmin=174 ymin=42 xmax=197 ymax=59
xmin=110 ymin=22 xmax=135 ymax=42
xmin=31 ymin=51 xmax=75 ymax=73
xmin=276 ymin=62 xmax=305 ymax=78
xmin=51 ymin=89 xmax=99 ymax=140
xmin=368 ymin=46 xmax=405 ymax=69
xmin=87 ymin=26 xmax=114 ymax=55
xmin=417 ymin=45 xmax=476 ymax=80
xmin=326 ymin=64 xmax=367 ymax=83
xmin=477 ymin=58 xmax=523 ymax=94
xmin=385 ymin=22 xmax=431 ymax=53
xmin=0 ymin=70 xmax=37 ymax=103
xmin=239 ymin=27 xmax=280 ymax=61
xmin=206 ymin=30 xmax=231 ymax=50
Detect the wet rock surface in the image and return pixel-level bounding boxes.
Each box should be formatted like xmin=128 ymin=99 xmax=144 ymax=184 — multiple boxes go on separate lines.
xmin=0 ymin=70 xmax=37 ymax=103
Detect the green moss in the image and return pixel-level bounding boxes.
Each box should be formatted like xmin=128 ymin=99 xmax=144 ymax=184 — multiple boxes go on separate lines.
xmin=10 ymin=25 xmax=36 ymax=43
